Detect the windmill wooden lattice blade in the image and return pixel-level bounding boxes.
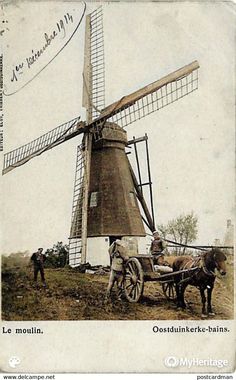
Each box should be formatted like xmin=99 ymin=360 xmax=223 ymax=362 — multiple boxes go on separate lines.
xmin=91 ymin=60 xmax=199 ymax=130
xmin=82 ymin=6 xmax=105 ymax=120
xmin=69 ymin=143 xmax=85 ymax=267
xmin=69 ymin=134 xmax=92 ymax=267
xmin=2 ymin=117 xmax=85 ymax=175
xmin=90 ymin=7 xmax=105 ymax=119
xmin=72 ymin=6 xmax=105 ymax=267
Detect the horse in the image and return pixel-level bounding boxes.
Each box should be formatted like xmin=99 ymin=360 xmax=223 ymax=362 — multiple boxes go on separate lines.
xmin=172 ymin=248 xmax=227 ymax=317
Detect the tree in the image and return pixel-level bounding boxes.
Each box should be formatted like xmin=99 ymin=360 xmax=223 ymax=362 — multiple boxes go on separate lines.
xmin=158 ymin=212 xmax=198 ymax=255
xmin=158 ymin=223 xmax=169 ymax=240
xmin=45 ymin=241 xmax=69 ymax=268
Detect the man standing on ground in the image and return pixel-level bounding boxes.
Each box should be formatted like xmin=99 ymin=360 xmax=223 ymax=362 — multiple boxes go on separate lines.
xmin=30 ymin=248 xmax=46 ymax=287
xmin=106 ymin=240 xmax=129 ymax=300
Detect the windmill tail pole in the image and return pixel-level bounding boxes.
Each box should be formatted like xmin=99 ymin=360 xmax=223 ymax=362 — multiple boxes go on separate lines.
xmin=128 ymin=161 xmax=156 ymax=232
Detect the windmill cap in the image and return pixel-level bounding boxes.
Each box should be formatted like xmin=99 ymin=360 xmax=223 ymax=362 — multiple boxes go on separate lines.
xmin=153 ymin=231 xmax=159 ymax=235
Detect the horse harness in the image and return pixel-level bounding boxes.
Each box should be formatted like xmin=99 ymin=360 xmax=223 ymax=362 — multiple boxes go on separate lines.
xmin=200 ymin=252 xmax=217 ymax=278
xmin=178 ymin=254 xmax=216 ymax=285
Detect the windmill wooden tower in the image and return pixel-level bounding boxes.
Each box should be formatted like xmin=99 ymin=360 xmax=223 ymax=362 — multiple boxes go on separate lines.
xmin=2 ymin=6 xmax=199 ymax=267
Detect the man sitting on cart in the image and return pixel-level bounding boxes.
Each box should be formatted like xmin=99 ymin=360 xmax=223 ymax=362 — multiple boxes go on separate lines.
xmin=150 ymin=231 xmax=168 ymax=266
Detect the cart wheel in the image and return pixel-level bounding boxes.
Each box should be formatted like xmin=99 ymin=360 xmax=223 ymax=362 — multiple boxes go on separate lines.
xmin=124 ymin=258 xmax=144 ymax=303
xmin=162 ymin=282 xmax=176 ymax=300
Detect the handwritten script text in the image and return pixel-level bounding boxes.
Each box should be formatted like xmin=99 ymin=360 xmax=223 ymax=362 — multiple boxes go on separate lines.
xmin=11 ymin=13 xmax=73 ymax=83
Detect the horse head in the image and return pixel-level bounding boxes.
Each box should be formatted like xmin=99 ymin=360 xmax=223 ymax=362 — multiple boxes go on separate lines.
xmin=202 ymin=248 xmax=227 ymax=276
xmin=211 ymin=248 xmax=227 ymax=276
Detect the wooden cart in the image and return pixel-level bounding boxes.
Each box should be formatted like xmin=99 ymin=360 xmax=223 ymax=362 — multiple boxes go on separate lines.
xmin=123 ymin=255 xmax=197 ymax=303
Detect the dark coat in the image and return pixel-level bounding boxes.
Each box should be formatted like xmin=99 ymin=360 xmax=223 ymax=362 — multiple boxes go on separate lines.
xmin=150 ymin=238 xmax=165 ymax=254
xmin=30 ymin=252 xmax=46 ymax=267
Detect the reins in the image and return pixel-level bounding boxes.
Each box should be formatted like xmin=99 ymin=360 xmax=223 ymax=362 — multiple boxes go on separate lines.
xmin=178 ymin=256 xmax=201 ymax=285
xmin=178 ymin=252 xmax=217 ymax=285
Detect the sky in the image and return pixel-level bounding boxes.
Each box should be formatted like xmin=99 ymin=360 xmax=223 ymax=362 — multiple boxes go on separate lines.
xmin=1 ymin=1 xmax=235 ymax=254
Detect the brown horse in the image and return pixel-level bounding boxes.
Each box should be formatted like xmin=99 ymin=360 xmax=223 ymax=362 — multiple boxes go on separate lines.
xmin=172 ymin=248 xmax=227 ymax=317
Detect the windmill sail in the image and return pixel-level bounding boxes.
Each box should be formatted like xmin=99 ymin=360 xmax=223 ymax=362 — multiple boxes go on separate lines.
xmin=3 ymin=61 xmax=198 ymax=176
xmin=90 ymin=60 xmax=199 ymax=131
xmin=69 ymin=144 xmax=84 ymax=267
xmin=69 ymin=142 xmax=91 ymax=267
xmin=82 ymin=6 xmax=105 ymax=120
xmin=2 ymin=117 xmax=84 ymax=175
xmin=69 ymin=7 xmax=105 ymax=266
xmin=90 ymin=6 xmax=105 ymax=119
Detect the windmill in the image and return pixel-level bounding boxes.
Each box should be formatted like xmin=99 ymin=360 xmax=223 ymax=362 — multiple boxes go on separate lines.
xmin=2 ymin=7 xmax=199 ymax=267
